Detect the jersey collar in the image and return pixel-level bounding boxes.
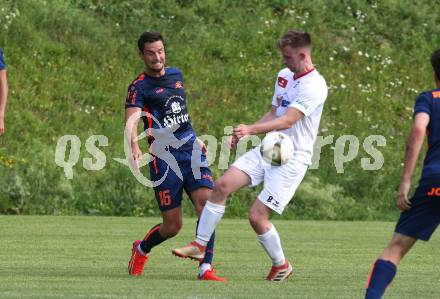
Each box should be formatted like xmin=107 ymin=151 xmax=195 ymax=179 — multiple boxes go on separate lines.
xmin=293 ymin=67 xmax=315 ymax=81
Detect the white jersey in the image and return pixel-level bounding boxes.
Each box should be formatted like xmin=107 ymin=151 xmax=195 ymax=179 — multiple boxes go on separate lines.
xmin=271 ymin=68 xmax=328 ymax=165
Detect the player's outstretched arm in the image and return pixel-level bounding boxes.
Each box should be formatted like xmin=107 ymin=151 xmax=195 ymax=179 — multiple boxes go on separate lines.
xmin=233 ymin=107 xmax=303 ymax=139
xmin=397 ymin=112 xmax=430 ymax=211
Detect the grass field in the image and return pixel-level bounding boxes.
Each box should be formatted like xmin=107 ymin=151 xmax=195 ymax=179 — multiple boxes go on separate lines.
xmin=1 ymin=216 xmax=439 ymax=298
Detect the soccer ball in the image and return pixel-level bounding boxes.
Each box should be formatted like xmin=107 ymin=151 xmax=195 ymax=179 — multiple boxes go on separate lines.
xmin=260 ymin=132 xmax=294 ymax=166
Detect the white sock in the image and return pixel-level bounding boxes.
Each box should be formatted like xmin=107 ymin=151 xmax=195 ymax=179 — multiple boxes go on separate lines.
xmin=198 ymin=263 xmax=212 ymax=276
xmin=196 ymin=201 xmax=225 ymax=246
xmin=256 ymin=224 xmax=285 ymax=266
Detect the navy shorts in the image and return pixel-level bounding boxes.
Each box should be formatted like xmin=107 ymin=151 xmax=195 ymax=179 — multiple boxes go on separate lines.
xmin=395 ymin=177 xmax=440 ymax=241
xmin=149 ymin=148 xmax=213 ymax=211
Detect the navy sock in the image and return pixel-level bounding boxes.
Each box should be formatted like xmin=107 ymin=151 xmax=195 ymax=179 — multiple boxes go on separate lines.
xmin=365 ymin=259 xmax=397 ymax=299
xmin=140 ymin=224 xmax=166 ymax=254
xmin=196 ymin=220 xmax=215 ymax=265
xmin=203 ymin=231 xmax=215 ymax=264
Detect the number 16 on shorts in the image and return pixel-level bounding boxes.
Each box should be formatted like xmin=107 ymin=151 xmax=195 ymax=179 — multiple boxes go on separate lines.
xmin=159 ymin=190 xmax=171 ymax=207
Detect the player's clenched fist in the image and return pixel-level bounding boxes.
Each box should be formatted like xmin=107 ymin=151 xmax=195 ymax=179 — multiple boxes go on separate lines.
xmin=233 ymin=124 xmax=252 ymax=140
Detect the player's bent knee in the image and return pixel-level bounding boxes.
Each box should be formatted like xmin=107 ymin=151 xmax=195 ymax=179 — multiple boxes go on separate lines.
xmin=248 ymin=212 xmax=271 ymax=234
xmin=248 ymin=213 xmax=258 ymax=227
xmin=213 ymin=178 xmax=231 ymax=198
xmin=161 ymin=221 xmax=182 ymax=238
xmin=248 ymin=208 xmax=263 ymax=226
xmin=194 ymin=198 xmax=207 ymax=211
xmin=164 ymin=227 xmax=180 ymax=238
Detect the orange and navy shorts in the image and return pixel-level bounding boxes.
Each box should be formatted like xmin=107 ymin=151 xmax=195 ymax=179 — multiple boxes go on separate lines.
xmin=149 ymin=148 xmax=213 ymax=212
xmin=395 ymin=177 xmax=440 ymax=241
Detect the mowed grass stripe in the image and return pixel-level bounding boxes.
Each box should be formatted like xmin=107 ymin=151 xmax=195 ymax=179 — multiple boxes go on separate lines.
xmin=0 ymin=216 xmax=439 ymax=298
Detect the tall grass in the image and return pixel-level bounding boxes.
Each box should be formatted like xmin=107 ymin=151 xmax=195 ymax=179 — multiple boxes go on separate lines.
xmin=1 ymin=0 xmax=439 ymax=219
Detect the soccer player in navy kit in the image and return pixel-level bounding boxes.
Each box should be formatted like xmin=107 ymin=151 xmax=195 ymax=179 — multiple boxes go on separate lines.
xmin=126 ymin=32 xmax=224 ymax=281
xmin=0 ymin=48 xmax=8 ymax=136
xmin=365 ymin=48 xmax=440 ymax=298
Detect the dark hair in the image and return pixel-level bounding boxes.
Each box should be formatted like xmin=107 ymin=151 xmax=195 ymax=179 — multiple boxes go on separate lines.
xmin=277 ymin=30 xmax=311 ymax=49
xmin=431 ymin=48 xmax=440 ymax=81
xmin=138 ymin=32 xmax=164 ymax=53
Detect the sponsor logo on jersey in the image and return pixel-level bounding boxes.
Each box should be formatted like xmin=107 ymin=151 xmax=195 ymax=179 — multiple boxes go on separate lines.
xmin=175 ymin=81 xmax=183 ymax=89
xmin=155 ymin=88 xmax=164 ymax=94
xmin=276 ymin=94 xmax=290 ymax=107
xmin=281 ymin=99 xmax=291 ymax=107
xmin=427 ymin=187 xmax=440 ymax=196
xmin=296 ymin=100 xmax=309 ymax=110
xmin=165 ymin=96 xmax=186 ymax=114
xmin=163 ymin=113 xmax=189 ymax=128
xmin=276 ymin=95 xmax=283 ymax=106
xmin=171 ymin=101 xmax=182 ymax=113
xmin=432 ymin=91 xmax=440 ymax=99
xmin=278 ymin=77 xmax=288 ymax=88
xmin=163 ymin=95 xmax=189 ymax=128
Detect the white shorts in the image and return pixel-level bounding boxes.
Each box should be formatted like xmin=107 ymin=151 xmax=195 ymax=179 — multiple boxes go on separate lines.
xmin=232 ymin=146 xmax=308 ymax=214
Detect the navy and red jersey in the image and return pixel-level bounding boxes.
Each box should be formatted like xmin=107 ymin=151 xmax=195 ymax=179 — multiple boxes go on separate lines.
xmin=0 ymin=48 xmax=6 ymax=70
xmin=125 ymin=67 xmax=196 ymax=148
xmin=414 ymin=88 xmax=440 ymax=179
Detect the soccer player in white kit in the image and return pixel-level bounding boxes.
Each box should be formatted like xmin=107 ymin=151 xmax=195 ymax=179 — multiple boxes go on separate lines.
xmin=173 ymin=30 xmax=328 ymax=281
